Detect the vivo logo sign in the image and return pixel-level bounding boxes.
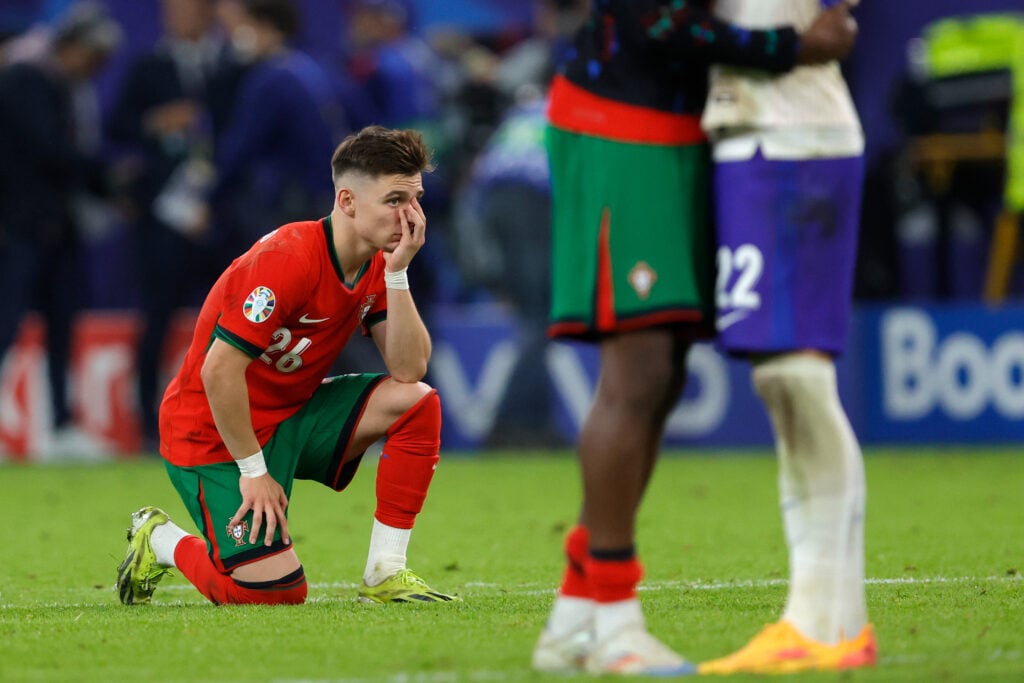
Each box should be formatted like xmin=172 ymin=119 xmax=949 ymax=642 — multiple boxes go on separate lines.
xmin=431 ymin=340 xmax=732 ymax=444
xmin=882 ymin=309 xmax=1024 ymax=420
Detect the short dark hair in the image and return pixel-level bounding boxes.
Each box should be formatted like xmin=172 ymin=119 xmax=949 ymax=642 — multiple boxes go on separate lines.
xmin=330 ymin=126 xmax=434 ymax=185
xmin=244 ymin=0 xmax=299 ymax=40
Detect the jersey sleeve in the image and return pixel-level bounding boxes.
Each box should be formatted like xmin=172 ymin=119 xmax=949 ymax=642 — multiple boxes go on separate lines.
xmin=629 ymin=1 xmax=801 ymax=73
xmin=212 ymin=247 xmax=312 ymax=356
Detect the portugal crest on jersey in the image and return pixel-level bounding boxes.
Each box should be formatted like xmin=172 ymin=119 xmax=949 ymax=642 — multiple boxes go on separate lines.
xmin=628 ymin=261 xmax=657 ymax=300
xmin=244 ymin=286 xmax=276 ymax=323
xmin=227 ymin=520 xmax=250 ymax=546
xmin=359 ymin=294 xmax=377 ymax=321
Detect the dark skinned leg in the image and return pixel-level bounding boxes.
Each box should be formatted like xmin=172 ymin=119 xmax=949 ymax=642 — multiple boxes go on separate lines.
xmin=578 ymin=328 xmax=690 ymax=551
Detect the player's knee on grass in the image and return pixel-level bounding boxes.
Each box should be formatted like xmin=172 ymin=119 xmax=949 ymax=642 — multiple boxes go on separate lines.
xmin=230 ymin=568 xmax=308 ymax=605
xmin=177 ymin=536 xmax=308 ymax=605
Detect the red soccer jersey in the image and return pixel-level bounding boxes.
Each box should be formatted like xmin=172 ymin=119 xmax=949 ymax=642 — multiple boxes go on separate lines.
xmin=159 ymin=217 xmax=388 ymax=466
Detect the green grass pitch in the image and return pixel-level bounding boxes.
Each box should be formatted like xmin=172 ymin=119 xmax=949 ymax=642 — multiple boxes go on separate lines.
xmin=1 ymin=448 xmax=1021 ymax=681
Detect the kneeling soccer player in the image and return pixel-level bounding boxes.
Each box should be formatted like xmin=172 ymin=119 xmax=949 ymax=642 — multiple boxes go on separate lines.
xmin=116 ymin=126 xmax=458 ymax=607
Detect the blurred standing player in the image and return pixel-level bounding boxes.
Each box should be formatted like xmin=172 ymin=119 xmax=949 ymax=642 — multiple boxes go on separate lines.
xmin=533 ymin=0 xmax=858 ymax=675
xmin=699 ymin=0 xmax=876 ymax=674
xmin=116 ymin=127 xmax=458 ymax=607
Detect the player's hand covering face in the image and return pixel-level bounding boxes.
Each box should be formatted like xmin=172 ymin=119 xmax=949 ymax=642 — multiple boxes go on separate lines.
xmin=351 ymin=172 xmax=426 ymax=271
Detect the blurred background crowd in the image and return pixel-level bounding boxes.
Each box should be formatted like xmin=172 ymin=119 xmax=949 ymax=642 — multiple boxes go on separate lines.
xmin=0 ymin=0 xmax=1021 ymax=453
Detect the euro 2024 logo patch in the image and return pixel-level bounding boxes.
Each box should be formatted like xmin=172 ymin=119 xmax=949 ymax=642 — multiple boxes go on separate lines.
xmin=244 ymin=286 xmax=276 ymax=323
xmin=227 ymin=519 xmax=250 ymax=546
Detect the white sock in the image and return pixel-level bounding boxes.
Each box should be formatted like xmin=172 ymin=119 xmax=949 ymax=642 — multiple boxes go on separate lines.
xmin=363 ymin=518 xmax=411 ymax=586
xmin=150 ymin=519 xmax=189 ymax=567
xmin=753 ymin=354 xmax=868 ymax=644
xmin=594 ymin=598 xmax=645 ymax=643
xmin=839 ymin=457 xmax=867 ymax=639
xmin=545 ymin=595 xmax=595 ymax=638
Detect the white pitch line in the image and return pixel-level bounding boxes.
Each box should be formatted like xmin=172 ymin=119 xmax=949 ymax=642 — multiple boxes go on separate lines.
xmin=113 ymin=573 xmax=1024 ymax=595
xmin=271 ymin=671 xmax=524 ymax=683
xmin=1 ymin=573 xmax=1019 ymax=609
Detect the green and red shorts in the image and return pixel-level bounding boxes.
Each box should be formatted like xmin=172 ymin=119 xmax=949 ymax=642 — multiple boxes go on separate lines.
xmin=546 ymin=124 xmax=715 ymax=340
xmin=164 ymin=373 xmax=385 ymax=572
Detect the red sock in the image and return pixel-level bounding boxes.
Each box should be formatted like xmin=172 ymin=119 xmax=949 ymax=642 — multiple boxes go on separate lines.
xmin=173 ymin=536 xmax=307 ymax=605
xmin=375 ymin=389 xmax=441 ymax=529
xmin=559 ymin=525 xmax=590 ymax=598
xmin=586 ymin=555 xmax=643 ymax=603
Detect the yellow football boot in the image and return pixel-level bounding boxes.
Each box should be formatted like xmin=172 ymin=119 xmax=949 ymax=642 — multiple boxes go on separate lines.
xmin=699 ymin=620 xmax=876 ymax=675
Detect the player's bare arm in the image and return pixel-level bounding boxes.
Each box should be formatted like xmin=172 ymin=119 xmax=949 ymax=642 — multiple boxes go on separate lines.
xmin=201 ymin=339 xmax=290 ymax=546
xmin=642 ymin=0 xmax=855 ymax=73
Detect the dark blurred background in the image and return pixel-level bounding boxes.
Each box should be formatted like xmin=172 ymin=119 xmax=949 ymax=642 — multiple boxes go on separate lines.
xmin=2 ymin=0 xmax=1023 ymax=457
xmin=1 ymin=0 xmax=1018 ymax=308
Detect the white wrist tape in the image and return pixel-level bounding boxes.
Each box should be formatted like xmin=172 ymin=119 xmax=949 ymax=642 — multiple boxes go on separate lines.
xmin=384 ymin=267 xmax=409 ymax=290
xmin=236 ymin=450 xmax=268 ymax=478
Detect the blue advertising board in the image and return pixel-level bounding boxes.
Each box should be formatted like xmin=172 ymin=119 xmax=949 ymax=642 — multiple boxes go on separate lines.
xmin=859 ymin=304 xmax=1024 ymax=443
xmin=430 ymin=305 xmax=777 ymax=450
xmin=429 ymin=303 xmax=1024 ymax=450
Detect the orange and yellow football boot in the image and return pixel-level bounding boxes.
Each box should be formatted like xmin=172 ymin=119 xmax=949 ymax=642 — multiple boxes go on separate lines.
xmin=699 ymin=620 xmax=877 ymax=675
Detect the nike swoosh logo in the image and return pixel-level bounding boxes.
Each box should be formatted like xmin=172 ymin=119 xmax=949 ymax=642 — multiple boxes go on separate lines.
xmin=716 ymin=309 xmax=750 ymax=332
xmin=299 ymin=314 xmax=330 ymax=324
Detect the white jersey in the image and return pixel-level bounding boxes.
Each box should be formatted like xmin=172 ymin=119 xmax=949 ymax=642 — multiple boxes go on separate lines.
xmin=701 ymin=0 xmax=864 ymax=161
